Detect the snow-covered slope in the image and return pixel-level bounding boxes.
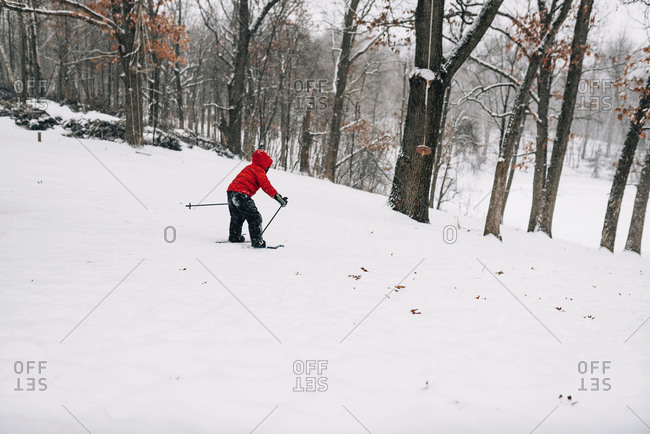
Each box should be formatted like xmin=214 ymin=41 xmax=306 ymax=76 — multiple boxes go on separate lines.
xmin=44 ymin=100 xmax=121 ymax=123
xmin=1 ymin=117 xmax=649 ymax=433
xmin=445 ymin=156 xmax=650 ymax=254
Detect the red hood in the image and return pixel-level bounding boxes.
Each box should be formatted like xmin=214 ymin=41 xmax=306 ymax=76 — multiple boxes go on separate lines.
xmin=252 ymin=149 xmax=273 ymax=171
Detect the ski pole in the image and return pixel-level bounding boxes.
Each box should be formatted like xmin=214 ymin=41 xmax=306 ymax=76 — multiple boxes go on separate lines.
xmin=186 ymin=202 xmax=228 ymax=209
xmin=261 ymin=205 xmax=283 ymax=235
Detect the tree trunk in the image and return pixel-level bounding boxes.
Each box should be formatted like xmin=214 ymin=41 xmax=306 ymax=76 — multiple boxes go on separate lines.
xmin=7 ymin=10 xmax=16 ymax=74
xmin=528 ymin=59 xmax=553 ymax=231
xmin=398 ymin=61 xmax=407 ymax=147
xmin=149 ymin=64 xmax=160 ymax=138
xmin=436 ymin=160 xmax=452 ymax=210
xmin=175 ymin=65 xmax=184 ymax=128
xmin=429 ymin=86 xmax=450 ymax=207
xmin=114 ymin=61 xmax=120 ymax=113
xmin=27 ymin=0 xmax=41 ymax=97
xmin=601 ymin=75 xmax=650 ymax=251
xmin=18 ymin=11 xmax=28 ymax=105
xmin=538 ymin=0 xmax=595 ymax=237
xmin=174 ymin=0 xmax=184 ymax=129
xmin=106 ymin=57 xmax=112 ymax=110
xmin=323 ymin=0 xmax=361 ymax=181
xmin=113 ymin=2 xmax=144 ymax=148
xmin=189 ymin=84 xmax=196 ymax=132
xmin=122 ymin=62 xmax=143 ymax=147
xmin=0 ymin=32 xmax=14 ymax=84
xmin=625 ymin=146 xmax=650 ymax=254
xmin=429 ymin=144 xmax=440 ymax=208
xmin=580 ymin=121 xmax=590 ymax=162
xmin=279 ymin=74 xmax=289 ymax=170
xmin=200 ymin=90 xmax=205 ymax=136
xmin=483 ymin=85 xmax=529 ymax=237
xmin=243 ymin=80 xmax=255 ymax=158
xmin=299 ymin=99 xmax=314 ymax=174
xmin=501 ymin=122 xmax=525 ymax=222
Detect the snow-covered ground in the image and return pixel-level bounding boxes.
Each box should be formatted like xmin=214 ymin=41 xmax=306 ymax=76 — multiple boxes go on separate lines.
xmin=1 ymin=116 xmax=649 ymax=433
xmin=447 ymin=155 xmax=650 ymax=254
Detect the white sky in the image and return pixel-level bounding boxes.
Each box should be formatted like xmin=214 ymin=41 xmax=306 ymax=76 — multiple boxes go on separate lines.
xmin=306 ymin=0 xmax=649 ymax=48
xmin=595 ymin=0 xmax=649 ymax=46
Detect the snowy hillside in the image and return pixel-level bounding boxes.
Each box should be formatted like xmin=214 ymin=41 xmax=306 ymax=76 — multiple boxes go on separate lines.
xmin=443 ymin=148 xmax=650 ymax=254
xmin=1 ymin=116 xmax=649 ymax=433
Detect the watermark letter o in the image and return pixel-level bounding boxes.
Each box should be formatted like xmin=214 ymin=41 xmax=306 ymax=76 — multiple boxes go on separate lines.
xmin=164 ymin=226 xmax=176 ymax=243
xmin=443 ymin=225 xmax=458 ymax=244
xmin=293 ymin=360 xmax=305 ymax=375
xmin=578 ymin=361 xmax=588 ymax=374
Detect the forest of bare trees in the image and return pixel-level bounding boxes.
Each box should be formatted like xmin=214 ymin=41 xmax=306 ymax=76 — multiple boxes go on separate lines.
xmin=1 ymin=0 xmax=649 ymax=252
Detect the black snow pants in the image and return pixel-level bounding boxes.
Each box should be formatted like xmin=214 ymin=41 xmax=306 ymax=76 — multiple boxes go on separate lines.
xmin=227 ymin=191 xmax=264 ymax=245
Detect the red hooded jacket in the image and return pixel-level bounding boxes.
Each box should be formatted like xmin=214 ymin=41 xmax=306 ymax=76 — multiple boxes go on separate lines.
xmin=227 ymin=149 xmax=278 ymax=198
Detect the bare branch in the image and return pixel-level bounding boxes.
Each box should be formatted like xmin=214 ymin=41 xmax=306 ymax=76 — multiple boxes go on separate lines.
xmin=250 ymin=0 xmax=282 ymax=35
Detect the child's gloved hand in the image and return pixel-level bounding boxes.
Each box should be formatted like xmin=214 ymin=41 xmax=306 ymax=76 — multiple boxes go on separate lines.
xmin=274 ymin=194 xmax=288 ymax=207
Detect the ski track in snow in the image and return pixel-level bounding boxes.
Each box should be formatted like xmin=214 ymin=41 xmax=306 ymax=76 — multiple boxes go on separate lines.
xmin=1 ymin=117 xmax=649 ymax=433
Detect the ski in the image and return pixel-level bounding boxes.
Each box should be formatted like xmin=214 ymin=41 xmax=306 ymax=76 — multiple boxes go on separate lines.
xmin=215 ymin=235 xmax=248 ymax=244
xmin=215 ymin=240 xmax=284 ymax=249
xmin=246 ymin=244 xmax=284 ymax=249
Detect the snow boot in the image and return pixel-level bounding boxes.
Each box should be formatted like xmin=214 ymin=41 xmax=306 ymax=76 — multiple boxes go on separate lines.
xmin=251 ymin=240 xmax=266 ymax=248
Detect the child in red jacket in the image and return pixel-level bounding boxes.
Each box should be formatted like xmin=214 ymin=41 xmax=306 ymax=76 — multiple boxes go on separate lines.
xmin=226 ymin=149 xmax=288 ymax=248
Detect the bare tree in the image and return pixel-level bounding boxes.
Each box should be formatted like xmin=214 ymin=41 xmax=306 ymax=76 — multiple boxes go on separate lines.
xmin=484 ymin=0 xmax=572 ymax=238
xmin=537 ymin=0 xmax=595 ymax=236
xmin=390 ymin=0 xmax=504 ymax=223
xmin=322 ymin=0 xmax=362 ymax=181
